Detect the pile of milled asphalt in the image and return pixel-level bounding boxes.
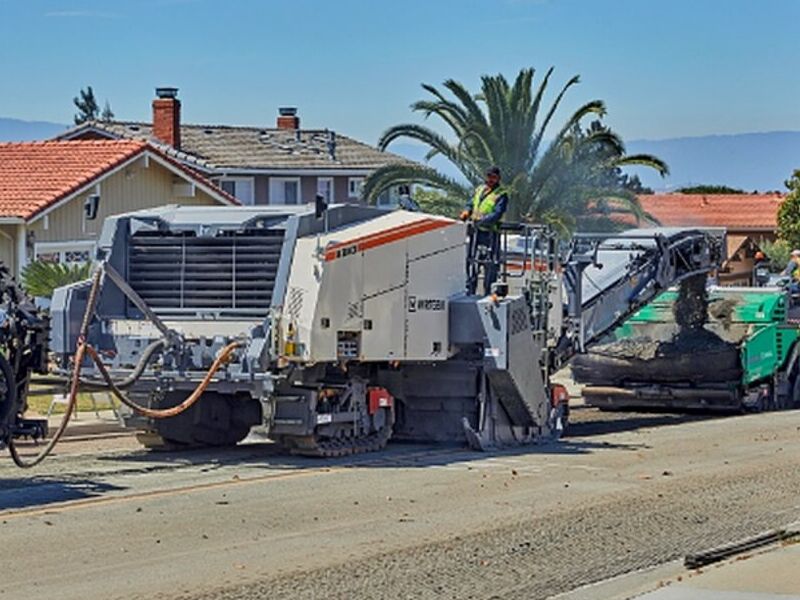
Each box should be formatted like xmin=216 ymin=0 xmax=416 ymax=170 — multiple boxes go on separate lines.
xmin=573 ymin=274 xmax=741 ymax=385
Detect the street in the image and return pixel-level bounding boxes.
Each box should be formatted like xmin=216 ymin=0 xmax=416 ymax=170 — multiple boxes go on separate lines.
xmin=2 ymin=408 xmax=799 ymax=600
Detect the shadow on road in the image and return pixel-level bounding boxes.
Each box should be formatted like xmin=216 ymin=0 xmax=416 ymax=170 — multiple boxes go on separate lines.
xmin=0 ymin=476 xmax=124 ymax=511
xmin=0 ymin=408 xmax=709 ymax=512
xmin=0 ymin=410 xmax=678 ymax=512
xmin=566 ymin=406 xmax=715 ymax=438
xmin=85 ymin=433 xmax=648 ymax=474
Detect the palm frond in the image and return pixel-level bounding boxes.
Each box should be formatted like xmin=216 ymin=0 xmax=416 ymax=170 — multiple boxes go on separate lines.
xmin=613 ymin=153 xmax=670 ymax=177
xmin=21 ymin=260 xmax=92 ymax=299
xmin=362 ymin=164 xmax=471 ymax=203
xmin=442 ymin=79 xmax=489 ymax=130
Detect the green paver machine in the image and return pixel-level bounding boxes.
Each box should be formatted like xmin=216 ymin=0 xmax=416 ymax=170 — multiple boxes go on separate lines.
xmin=572 ymin=287 xmax=800 ymax=412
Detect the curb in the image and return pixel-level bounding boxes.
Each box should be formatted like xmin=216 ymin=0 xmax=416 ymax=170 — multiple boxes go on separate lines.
xmin=552 ymin=522 xmax=800 ymax=600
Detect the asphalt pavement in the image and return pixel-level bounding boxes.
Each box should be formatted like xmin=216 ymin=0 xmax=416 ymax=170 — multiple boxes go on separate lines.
xmin=1 ymin=408 xmax=798 ymax=600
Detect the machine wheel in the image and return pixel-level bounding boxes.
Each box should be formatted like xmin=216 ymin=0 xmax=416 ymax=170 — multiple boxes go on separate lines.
xmin=140 ymin=392 xmax=261 ymax=449
xmin=790 ymin=375 xmax=800 ymax=410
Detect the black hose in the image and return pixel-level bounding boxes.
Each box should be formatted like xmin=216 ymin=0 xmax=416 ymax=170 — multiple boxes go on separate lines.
xmin=32 ymin=338 xmax=167 ymax=391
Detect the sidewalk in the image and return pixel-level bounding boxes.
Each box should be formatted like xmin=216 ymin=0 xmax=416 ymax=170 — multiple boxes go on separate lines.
xmin=42 ymin=409 xmax=129 ymax=439
xmin=556 ymin=531 xmax=800 ymax=600
xmin=636 ymin=541 xmax=800 ymax=599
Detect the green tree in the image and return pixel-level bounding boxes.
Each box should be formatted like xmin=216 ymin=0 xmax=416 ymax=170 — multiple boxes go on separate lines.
xmin=413 ymin=188 xmax=463 ymax=218
xmin=759 ymin=239 xmax=791 ymax=271
xmin=621 ymin=174 xmax=653 ymax=195
xmin=676 ymin=184 xmax=745 ymax=194
xmin=21 ymin=261 xmax=92 ymax=299
xmin=101 ymin=99 xmax=115 ymax=122
xmin=73 ymin=86 xmax=114 ymax=125
xmin=73 ymin=86 xmax=100 ymax=125
xmin=363 ymin=68 xmax=667 ymax=233
xmin=777 ymin=170 xmax=800 ymax=249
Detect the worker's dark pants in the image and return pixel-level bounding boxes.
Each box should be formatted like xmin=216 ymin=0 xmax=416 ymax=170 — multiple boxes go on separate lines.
xmin=466 ymin=228 xmax=500 ymax=295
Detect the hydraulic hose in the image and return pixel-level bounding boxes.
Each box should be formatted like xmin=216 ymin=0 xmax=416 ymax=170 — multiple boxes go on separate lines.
xmin=32 ymin=338 xmax=167 ymax=391
xmin=8 ymin=263 xmax=245 ymax=468
xmin=83 ymin=341 xmax=242 ymax=419
xmin=9 ymin=268 xmax=103 ymax=468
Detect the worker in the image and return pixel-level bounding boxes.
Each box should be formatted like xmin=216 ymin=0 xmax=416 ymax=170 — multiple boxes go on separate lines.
xmin=752 ymin=250 xmax=770 ymax=287
xmin=781 ymin=249 xmax=800 ymax=295
xmin=460 ymin=166 xmax=509 ymax=295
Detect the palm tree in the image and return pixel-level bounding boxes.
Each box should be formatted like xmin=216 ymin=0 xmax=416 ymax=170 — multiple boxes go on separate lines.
xmin=363 ymin=67 xmax=668 ymax=233
xmin=21 ymin=260 xmax=92 ymax=299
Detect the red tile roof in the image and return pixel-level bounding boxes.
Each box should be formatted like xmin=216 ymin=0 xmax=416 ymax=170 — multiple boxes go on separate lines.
xmin=636 ymin=193 xmax=784 ymax=231
xmin=0 ymin=140 xmax=148 ymax=220
xmin=0 ymin=140 xmax=238 ymax=221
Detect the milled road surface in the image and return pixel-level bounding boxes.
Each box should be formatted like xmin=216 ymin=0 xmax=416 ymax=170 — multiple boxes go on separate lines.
xmin=1 ymin=408 xmax=799 ymax=600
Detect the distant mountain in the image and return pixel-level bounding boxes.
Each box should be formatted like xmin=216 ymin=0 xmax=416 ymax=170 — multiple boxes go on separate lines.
xmin=391 ymin=131 xmax=800 ymax=193
xmin=627 ymin=131 xmax=800 ymax=192
xmin=0 ymin=117 xmax=67 ymax=142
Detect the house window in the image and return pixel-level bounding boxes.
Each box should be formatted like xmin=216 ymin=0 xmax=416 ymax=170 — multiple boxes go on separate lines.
xmin=34 ymin=241 xmax=94 ymax=265
xmin=348 ymin=177 xmax=365 ymax=200
xmin=270 ymin=177 xmax=301 ymax=205
xmin=218 ymin=177 xmax=255 ymax=205
xmin=317 ymin=177 xmax=334 ymax=203
xmin=65 ymin=249 xmax=91 ymax=263
xmin=36 ymin=252 xmax=60 ymax=264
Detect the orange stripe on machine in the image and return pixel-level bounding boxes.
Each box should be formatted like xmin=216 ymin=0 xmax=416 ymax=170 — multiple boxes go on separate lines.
xmin=324 ymin=218 xmax=455 ymax=261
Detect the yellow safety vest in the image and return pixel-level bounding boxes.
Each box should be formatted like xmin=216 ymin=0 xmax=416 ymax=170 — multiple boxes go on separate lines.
xmin=471 ymin=185 xmax=505 ymax=231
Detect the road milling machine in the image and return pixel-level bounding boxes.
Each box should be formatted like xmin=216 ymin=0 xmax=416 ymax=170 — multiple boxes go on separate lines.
xmin=9 ymin=205 xmax=723 ymax=457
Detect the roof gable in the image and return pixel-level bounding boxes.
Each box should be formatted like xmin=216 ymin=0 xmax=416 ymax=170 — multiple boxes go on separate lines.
xmin=0 ymin=140 xmax=236 ymax=221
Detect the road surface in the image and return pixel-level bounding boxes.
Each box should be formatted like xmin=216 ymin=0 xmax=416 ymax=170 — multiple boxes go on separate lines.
xmin=1 ymin=408 xmax=798 ymax=600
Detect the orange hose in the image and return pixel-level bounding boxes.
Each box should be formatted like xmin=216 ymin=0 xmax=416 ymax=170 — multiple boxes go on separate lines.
xmin=84 ymin=341 xmax=243 ymax=419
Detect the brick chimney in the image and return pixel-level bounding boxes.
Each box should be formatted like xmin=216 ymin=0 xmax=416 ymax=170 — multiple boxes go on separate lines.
xmin=152 ymin=87 xmax=181 ymax=149
xmin=277 ymin=107 xmax=300 ymax=130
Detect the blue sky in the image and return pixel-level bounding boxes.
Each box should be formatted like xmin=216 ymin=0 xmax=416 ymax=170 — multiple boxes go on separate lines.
xmin=1 ymin=0 xmax=798 ymax=144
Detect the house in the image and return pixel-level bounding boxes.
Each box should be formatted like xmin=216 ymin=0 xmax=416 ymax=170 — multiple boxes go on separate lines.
xmin=58 ymin=88 xmax=413 ymax=207
xmin=0 ymin=140 xmax=237 ymax=276
xmin=635 ymin=193 xmax=784 ymax=285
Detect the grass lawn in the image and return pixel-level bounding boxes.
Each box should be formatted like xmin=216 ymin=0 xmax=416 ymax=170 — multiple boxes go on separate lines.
xmin=25 ymin=390 xmax=116 ymax=416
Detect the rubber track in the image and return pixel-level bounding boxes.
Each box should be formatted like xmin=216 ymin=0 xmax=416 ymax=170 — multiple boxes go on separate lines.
xmin=287 ymin=413 xmax=395 ymax=458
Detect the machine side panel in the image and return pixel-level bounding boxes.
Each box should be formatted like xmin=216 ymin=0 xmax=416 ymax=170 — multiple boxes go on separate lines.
xmin=281 ymin=237 xmax=324 ymax=361
xmin=407 ymin=221 xmax=466 ymax=261
xmin=448 ymin=295 xmax=485 ymax=345
xmin=296 ymin=214 xmax=465 ymax=363
xmin=362 ymin=287 xmax=405 ymax=360
xmin=270 ymin=214 xmax=300 ymax=310
xmin=362 ymin=240 xmax=406 ymax=298
xmin=405 ymin=246 xmax=464 ymax=360
xmin=480 ymin=296 xmax=549 ymax=428
xmin=312 ymin=241 xmax=364 ymax=362
xmin=50 ymin=281 xmax=91 ymax=356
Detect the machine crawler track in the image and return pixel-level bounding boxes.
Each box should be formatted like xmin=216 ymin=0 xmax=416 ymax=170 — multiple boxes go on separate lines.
xmin=283 ymin=419 xmax=394 ymax=458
